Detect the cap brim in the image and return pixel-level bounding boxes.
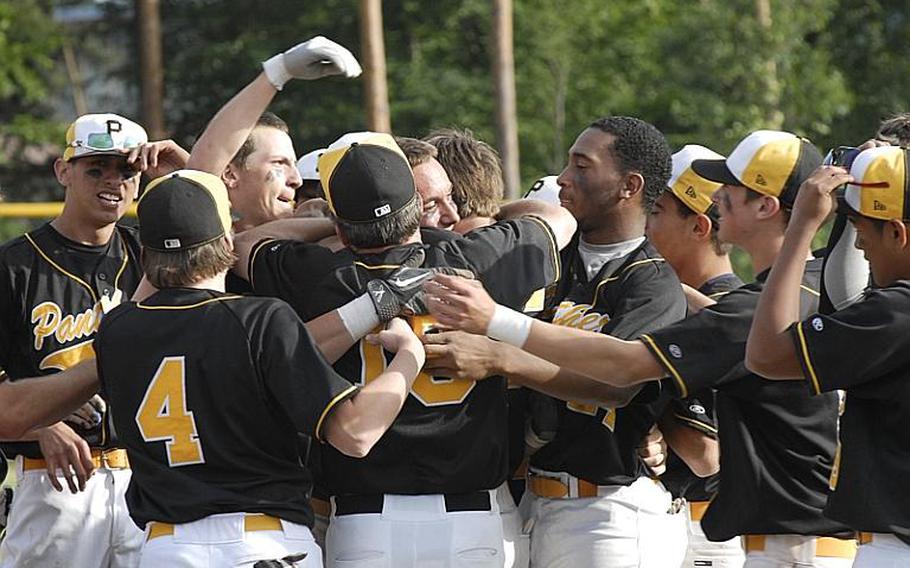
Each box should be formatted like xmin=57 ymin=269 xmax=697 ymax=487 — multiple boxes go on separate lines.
xmin=68 ymin=149 xmax=132 ymax=161
xmin=691 ymin=158 xmax=743 ymax=186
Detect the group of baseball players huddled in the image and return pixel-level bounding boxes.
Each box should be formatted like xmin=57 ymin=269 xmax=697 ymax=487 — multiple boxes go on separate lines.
xmin=0 ymin=33 xmax=905 ymax=568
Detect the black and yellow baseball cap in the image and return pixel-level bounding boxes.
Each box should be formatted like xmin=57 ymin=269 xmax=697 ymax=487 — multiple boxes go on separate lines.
xmin=668 ymin=145 xmax=725 ymax=216
xmin=692 ymin=130 xmax=822 ymax=207
xmin=138 ymin=170 xmax=232 ymax=251
xmin=841 ymin=146 xmax=909 ymax=221
xmin=317 ymin=133 xmax=417 ymax=224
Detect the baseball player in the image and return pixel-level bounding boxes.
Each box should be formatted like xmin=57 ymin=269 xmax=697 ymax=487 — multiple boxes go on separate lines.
xmin=92 ymin=169 xmax=425 ymax=567
xmin=425 ymin=130 xmax=859 ymax=567
xmin=431 ymin=116 xmax=689 ymax=568
xmin=645 ymin=144 xmax=746 ymax=567
xmin=396 ymin=137 xmax=461 ymax=231
xmin=235 ymin=132 xmax=572 ymax=568
xmin=747 ymin=146 xmax=910 ymax=567
xmin=0 ymin=113 xmax=186 ymax=567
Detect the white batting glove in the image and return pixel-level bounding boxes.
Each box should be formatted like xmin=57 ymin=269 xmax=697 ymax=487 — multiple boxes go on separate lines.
xmin=262 ymin=36 xmax=362 ymax=90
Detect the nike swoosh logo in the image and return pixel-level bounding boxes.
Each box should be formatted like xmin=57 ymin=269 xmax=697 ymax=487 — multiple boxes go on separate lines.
xmin=389 ymin=272 xmax=430 ymax=288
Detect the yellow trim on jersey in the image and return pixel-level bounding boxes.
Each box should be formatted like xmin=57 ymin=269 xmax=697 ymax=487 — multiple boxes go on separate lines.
xmin=136 ymin=295 xmax=244 ymax=311
xmin=353 ymin=261 xmax=402 ymax=271
xmin=314 ymin=384 xmax=359 ymax=442
xmin=800 ymin=285 xmax=820 ymax=297
xmin=25 ymin=232 xmax=98 ymax=303
xmin=639 ymin=333 xmax=688 ymax=398
xmin=247 ymin=238 xmax=278 ymax=291
xmin=795 ymin=321 xmax=823 ymax=395
xmin=590 ymin=258 xmax=666 ymax=305
xmin=673 ymin=413 xmax=718 ymax=435
xmin=112 ymin=236 xmax=131 ymax=290
xmin=708 ymin=290 xmax=732 ymax=300
xmin=524 ymin=215 xmax=561 ymax=284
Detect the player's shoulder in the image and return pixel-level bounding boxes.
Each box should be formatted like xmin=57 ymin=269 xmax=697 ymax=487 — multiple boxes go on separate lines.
xmin=0 ymin=223 xmax=51 ymax=267
xmin=617 ymin=240 xmax=677 ymax=282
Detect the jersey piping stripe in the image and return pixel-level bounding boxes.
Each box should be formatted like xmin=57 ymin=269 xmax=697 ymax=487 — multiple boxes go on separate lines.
xmin=800 ymin=285 xmax=820 ymax=297
xmin=353 ymin=261 xmax=402 ymax=271
xmin=247 ymin=238 xmax=277 ymax=291
xmin=24 ymin=231 xmax=131 ymax=305
xmin=135 ymin=295 xmax=244 ymax=310
xmin=524 ymin=215 xmax=561 ymax=284
xmin=708 ymin=290 xmax=732 ymax=299
xmin=590 ymin=258 xmax=666 ymax=306
xmin=314 ymin=384 xmax=359 ymax=442
xmin=673 ymin=413 xmax=718 ymax=435
xmin=639 ymin=333 xmax=688 ymax=398
xmin=794 ymin=321 xmax=823 ymax=394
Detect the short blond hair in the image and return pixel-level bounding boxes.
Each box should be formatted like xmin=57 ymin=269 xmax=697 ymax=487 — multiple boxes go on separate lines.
xmin=424 ymin=128 xmax=503 ymax=218
xmin=141 ymin=238 xmax=236 ymax=288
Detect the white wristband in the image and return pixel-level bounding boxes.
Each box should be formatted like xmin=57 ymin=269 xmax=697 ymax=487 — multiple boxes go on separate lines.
xmin=486 ymin=304 xmax=532 ymax=348
xmin=262 ymin=54 xmax=291 ymax=91
xmin=337 ymin=293 xmax=380 ymax=340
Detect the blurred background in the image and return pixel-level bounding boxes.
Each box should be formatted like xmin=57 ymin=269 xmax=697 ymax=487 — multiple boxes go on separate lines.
xmin=0 ymin=0 xmax=905 ymax=276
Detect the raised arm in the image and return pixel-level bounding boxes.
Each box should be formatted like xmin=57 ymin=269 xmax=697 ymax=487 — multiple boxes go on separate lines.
xmin=232 ymin=217 xmax=337 ymax=281
xmin=187 ymin=37 xmax=362 ymax=177
xmin=746 ymin=165 xmax=853 ymax=379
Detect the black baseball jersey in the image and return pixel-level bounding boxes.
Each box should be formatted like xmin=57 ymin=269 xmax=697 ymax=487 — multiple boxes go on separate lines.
xmin=792 ymin=281 xmax=910 ymax=545
xmin=660 ymin=272 xmax=743 ymax=502
xmin=248 ymin=217 xmax=560 ymax=496
xmin=529 ymin=237 xmax=687 ymax=485
xmin=95 ymin=288 xmax=356 ymax=528
xmin=640 ymin=258 xmax=850 ymax=540
xmin=0 ymin=222 xmax=142 ymax=458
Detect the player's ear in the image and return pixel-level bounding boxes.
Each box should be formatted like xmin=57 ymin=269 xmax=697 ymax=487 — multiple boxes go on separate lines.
xmin=620 ymin=172 xmax=645 ymax=201
xmin=222 ymin=163 xmax=239 ymax=191
xmin=886 ymin=219 xmax=908 ymax=250
xmin=755 ymin=195 xmax=781 ymax=221
xmin=334 ymin=224 xmax=350 ymax=247
xmin=53 ymin=158 xmax=70 ymax=187
xmin=692 ymin=213 xmax=713 ymax=241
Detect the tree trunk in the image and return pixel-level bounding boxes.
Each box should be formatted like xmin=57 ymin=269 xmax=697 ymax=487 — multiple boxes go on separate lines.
xmin=755 ymin=0 xmax=784 ymax=129
xmin=360 ymin=0 xmax=391 ymax=133
xmin=491 ymin=0 xmax=521 ymax=199
xmin=135 ymin=0 xmax=166 ymax=138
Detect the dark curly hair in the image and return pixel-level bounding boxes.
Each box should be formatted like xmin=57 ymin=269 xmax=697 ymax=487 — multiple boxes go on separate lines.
xmin=588 ymin=116 xmax=672 ymax=212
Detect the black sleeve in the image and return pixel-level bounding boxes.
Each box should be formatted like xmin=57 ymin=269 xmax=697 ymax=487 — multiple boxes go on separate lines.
xmin=639 ymin=287 xmax=758 ymax=399
xmin=255 ymin=301 xmax=359 ymax=439
xmin=669 ymin=391 xmax=717 ymax=438
xmin=248 ymin=239 xmax=339 ymax=319
xmin=456 ymin=217 xmax=560 ymax=308
xmin=0 ymin=267 xmax=14 ymax=371
xmin=791 ymin=285 xmax=910 ymax=394
xmin=601 ymin=259 xmax=687 ymax=341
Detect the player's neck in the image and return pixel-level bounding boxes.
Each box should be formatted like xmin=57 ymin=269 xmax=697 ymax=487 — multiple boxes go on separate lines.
xmin=185 ymin=272 xmax=227 ymax=293
xmin=673 ymin=252 xmax=735 ymax=290
xmin=581 ymin=212 xmax=645 ymax=245
xmin=50 ymin=215 xmax=116 ymax=246
xmin=352 ymin=230 xmax=422 ymax=254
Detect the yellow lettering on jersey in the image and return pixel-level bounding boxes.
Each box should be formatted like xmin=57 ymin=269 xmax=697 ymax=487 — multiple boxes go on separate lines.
xmin=31 ymin=301 xmax=103 ymax=351
xmin=565 ymin=401 xmax=616 ymax=431
xmin=135 ymin=356 xmax=205 ymax=467
xmin=360 ymin=316 xmax=476 ymax=407
xmin=39 ymin=340 xmax=96 ymax=371
xmin=551 ymin=301 xmax=610 ymax=332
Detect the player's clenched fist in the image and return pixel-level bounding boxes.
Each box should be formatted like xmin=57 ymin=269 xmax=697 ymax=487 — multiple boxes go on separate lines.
xmin=366 ymin=318 xmax=426 ymax=370
xmin=262 ymin=36 xmax=362 ymax=90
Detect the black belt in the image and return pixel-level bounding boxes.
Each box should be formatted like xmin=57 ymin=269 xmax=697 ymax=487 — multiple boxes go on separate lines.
xmin=333 ymin=492 xmax=492 ymax=516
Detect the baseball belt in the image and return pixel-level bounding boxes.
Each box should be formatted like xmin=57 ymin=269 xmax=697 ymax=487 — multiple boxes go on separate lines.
xmin=22 ymin=448 xmax=129 ymax=471
xmin=332 ymin=492 xmax=492 ymax=516
xmin=689 ymin=500 xmax=710 ymax=521
xmin=146 ymin=513 xmax=282 ymax=541
xmin=744 ymin=534 xmax=856 ymax=559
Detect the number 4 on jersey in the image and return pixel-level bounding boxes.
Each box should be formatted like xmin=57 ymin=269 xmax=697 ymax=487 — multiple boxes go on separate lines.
xmin=135 ymin=356 xmax=205 ymax=467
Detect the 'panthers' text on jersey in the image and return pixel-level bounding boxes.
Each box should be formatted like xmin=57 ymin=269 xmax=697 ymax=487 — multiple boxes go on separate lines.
xmin=0 ymin=223 xmax=142 ymax=458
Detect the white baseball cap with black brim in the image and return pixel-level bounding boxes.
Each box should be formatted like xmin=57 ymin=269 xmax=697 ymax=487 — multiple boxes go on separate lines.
xmin=691 ymin=130 xmax=823 ymax=207
xmin=63 ymin=113 xmax=148 ymax=162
